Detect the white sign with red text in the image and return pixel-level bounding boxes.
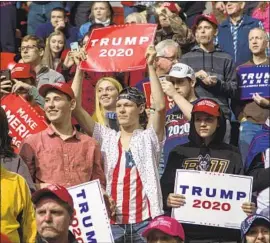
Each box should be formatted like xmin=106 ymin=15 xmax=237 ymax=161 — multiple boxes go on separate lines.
xmin=172 ymin=170 xmax=253 ymax=229
xmin=68 ymin=180 xmax=114 ymax=243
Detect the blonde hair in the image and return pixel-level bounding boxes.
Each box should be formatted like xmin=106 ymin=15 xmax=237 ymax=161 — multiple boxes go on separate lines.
xmin=89 ymin=1 xmax=113 ymax=22
xmin=93 ymin=77 xmax=123 ymax=125
xmin=42 ymin=31 xmax=66 ymax=69
xmin=125 ymin=12 xmax=147 ymax=24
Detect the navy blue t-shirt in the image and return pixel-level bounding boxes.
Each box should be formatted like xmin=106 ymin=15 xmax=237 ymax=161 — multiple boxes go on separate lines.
xmin=163 ymin=100 xmax=197 ymax=167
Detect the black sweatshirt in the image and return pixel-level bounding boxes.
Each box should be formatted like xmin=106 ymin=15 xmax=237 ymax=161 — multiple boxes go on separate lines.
xmin=161 ymin=105 xmax=244 ymax=241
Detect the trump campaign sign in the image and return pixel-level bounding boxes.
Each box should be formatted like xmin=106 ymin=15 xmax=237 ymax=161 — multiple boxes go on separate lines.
xmin=143 ymin=81 xmax=175 ymax=110
xmin=80 ymin=24 xmax=157 ymax=72
xmin=172 ymin=170 xmax=253 ymax=229
xmin=68 ymin=180 xmax=114 ymax=243
xmin=237 ymin=65 xmax=269 ymax=100
xmin=1 ymin=94 xmax=48 ymax=153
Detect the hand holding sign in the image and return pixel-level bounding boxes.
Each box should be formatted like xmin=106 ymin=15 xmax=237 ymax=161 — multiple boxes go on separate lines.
xmin=167 ymin=193 xmax=186 ymax=208
xmin=161 ymin=79 xmax=178 ymax=98
xmin=104 ymin=193 xmax=116 ymax=218
xmin=241 ymin=202 xmax=257 ymax=216
xmin=252 ymin=93 xmax=270 ymax=107
xmin=145 ymin=45 xmax=157 ymax=66
xmin=12 ymin=79 xmax=32 ymax=93
xmin=0 ymin=79 xmax=12 ymax=94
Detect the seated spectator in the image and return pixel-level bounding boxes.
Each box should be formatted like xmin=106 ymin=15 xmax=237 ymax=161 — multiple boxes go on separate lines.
xmin=218 ymin=1 xmax=263 ymax=66
xmin=27 ymin=2 xmax=63 ymax=35
xmin=154 ymin=4 xmax=195 ymax=54
xmin=0 ymin=106 xmax=35 ymax=192
xmin=32 ymin=184 xmax=77 ymax=243
xmin=0 ymin=164 xmax=36 ymax=242
xmin=234 ymin=27 xmax=270 ymax=162
xmin=125 ymin=12 xmax=147 ymax=24
xmin=92 ymin=77 xmax=123 ymax=131
xmin=142 ymin=216 xmax=185 ymax=243
xmin=1 ymin=63 xmax=44 ymax=107
xmin=72 ymin=46 xmax=166 ymax=242
xmin=160 ymin=63 xmax=197 ymax=168
xmin=241 ymin=214 xmax=270 ymax=243
xmin=19 ymin=82 xmax=106 ymax=189
xmin=42 ymin=31 xmax=66 ymax=70
xmin=181 ymin=14 xmax=237 ymax=143
xmin=161 ymin=98 xmax=255 ymax=241
xmin=20 ymin=35 xmax=65 ymax=88
xmin=35 ymin=7 xmax=78 ymax=48
xmin=215 ymin=1 xmax=260 ymax=17
xmin=245 ymin=117 xmax=270 ymax=213
xmin=79 ymin=1 xmax=114 ymax=40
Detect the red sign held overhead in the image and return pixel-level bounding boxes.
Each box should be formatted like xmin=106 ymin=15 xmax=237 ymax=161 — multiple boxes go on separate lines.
xmin=1 ymin=94 xmax=48 ymax=153
xmin=80 ymin=24 xmax=157 ymax=72
xmin=143 ymin=82 xmax=175 ymax=110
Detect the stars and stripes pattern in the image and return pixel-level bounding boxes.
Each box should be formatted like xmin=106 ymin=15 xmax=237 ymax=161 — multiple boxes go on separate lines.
xmin=111 ymin=142 xmax=150 ymax=224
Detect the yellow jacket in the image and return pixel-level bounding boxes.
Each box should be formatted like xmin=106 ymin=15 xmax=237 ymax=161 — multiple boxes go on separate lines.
xmin=0 ymin=166 xmax=36 ymax=243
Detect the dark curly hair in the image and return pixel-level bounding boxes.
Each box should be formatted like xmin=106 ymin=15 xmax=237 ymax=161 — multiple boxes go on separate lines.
xmin=0 ymin=107 xmax=15 ymax=158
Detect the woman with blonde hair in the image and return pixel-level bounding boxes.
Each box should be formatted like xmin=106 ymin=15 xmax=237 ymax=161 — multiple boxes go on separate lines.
xmin=93 ymin=77 xmax=123 ymax=131
xmin=79 ymin=1 xmax=114 ymax=39
xmin=125 ymin=12 xmax=147 ymax=24
xmin=42 ymin=31 xmax=66 ymax=70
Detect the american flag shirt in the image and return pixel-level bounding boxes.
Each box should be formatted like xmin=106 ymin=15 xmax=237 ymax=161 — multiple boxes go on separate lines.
xmin=93 ymin=123 xmax=164 ymax=224
xmin=111 ymin=142 xmax=151 ymax=224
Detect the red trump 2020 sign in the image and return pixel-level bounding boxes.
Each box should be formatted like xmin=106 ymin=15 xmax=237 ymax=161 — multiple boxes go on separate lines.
xmin=80 ymin=24 xmax=157 ymax=72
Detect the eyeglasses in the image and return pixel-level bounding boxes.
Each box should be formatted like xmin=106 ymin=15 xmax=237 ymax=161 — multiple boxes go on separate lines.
xmin=19 ymin=45 xmax=38 ymax=52
xmin=155 ymin=56 xmax=175 ymax=62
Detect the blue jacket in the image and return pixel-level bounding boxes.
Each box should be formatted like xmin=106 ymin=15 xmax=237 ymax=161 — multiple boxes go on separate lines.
xmin=218 ymin=15 xmax=262 ymax=67
xmin=35 ymin=22 xmax=79 ymax=48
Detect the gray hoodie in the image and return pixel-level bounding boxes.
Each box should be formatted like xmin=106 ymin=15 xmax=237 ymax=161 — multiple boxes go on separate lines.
xmin=180 ymin=45 xmax=237 ymax=119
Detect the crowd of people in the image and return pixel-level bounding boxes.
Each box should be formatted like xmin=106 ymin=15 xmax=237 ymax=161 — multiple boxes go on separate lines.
xmin=0 ymin=1 xmax=270 ymax=243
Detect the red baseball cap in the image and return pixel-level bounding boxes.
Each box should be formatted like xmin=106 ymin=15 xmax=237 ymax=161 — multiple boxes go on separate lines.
xmin=32 ymin=184 xmax=74 ymax=210
xmin=162 ymin=2 xmax=180 ymax=14
xmin=192 ymin=14 xmax=218 ymax=31
xmin=11 ymin=63 xmax=36 ymax=79
xmin=192 ymin=99 xmax=220 ymax=117
xmin=142 ymin=216 xmax=185 ymax=240
xmin=39 ymin=82 xmax=75 ymax=99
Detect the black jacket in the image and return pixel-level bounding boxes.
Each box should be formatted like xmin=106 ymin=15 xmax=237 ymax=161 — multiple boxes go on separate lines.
xmin=161 ymin=104 xmax=244 ymax=241
xmin=36 ymin=231 xmax=78 ymax=243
